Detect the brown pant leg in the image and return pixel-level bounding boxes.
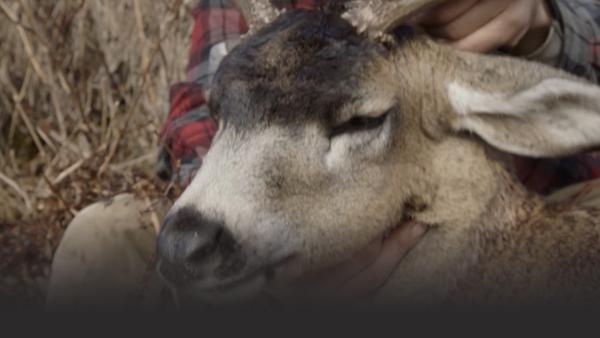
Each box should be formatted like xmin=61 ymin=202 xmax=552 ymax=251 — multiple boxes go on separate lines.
xmin=46 ymin=194 xmax=171 ymax=310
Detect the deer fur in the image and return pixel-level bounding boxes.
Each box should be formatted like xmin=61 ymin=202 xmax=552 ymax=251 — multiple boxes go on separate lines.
xmin=161 ymin=1 xmax=600 ymax=307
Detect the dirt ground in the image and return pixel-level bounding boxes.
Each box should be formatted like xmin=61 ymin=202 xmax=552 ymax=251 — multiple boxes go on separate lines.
xmin=0 ymin=0 xmax=194 ymax=307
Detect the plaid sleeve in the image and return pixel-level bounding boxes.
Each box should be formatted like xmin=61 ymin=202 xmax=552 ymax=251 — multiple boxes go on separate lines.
xmin=157 ymin=0 xmax=247 ymax=185
xmin=551 ymin=0 xmax=600 ymax=83
xmin=157 ymin=0 xmax=318 ymax=186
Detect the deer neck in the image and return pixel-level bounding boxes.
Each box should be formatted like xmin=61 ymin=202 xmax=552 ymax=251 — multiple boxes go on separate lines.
xmin=414 ymin=136 xmax=544 ymax=232
xmin=376 ymin=137 xmax=544 ymax=306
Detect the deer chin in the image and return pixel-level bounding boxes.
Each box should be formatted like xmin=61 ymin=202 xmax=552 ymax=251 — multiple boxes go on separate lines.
xmin=170 ymin=255 xmax=296 ymax=308
xmin=168 ymin=215 xmax=409 ymax=309
xmin=173 ymin=274 xmax=267 ymax=309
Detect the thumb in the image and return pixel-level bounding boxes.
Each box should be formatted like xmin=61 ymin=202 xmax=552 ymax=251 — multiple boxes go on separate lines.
xmin=335 ymin=221 xmax=428 ymax=300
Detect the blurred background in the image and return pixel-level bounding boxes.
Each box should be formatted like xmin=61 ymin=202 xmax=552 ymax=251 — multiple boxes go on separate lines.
xmin=0 ymin=0 xmax=194 ymax=306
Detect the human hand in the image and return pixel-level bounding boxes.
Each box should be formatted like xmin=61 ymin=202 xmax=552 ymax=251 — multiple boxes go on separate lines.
xmin=413 ymin=0 xmax=553 ymax=54
xmin=269 ymin=221 xmax=428 ymax=306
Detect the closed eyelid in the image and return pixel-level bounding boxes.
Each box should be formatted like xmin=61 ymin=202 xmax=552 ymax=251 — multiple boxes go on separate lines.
xmin=333 ymin=96 xmax=396 ymax=125
xmin=358 ymin=97 xmax=397 ymax=118
xmin=329 ymin=108 xmax=393 ymax=139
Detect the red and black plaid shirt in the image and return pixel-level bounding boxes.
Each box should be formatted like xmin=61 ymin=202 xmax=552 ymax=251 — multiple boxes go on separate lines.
xmin=158 ymin=0 xmax=600 ymax=194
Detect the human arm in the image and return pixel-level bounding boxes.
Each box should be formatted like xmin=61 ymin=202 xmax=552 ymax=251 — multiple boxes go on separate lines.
xmin=157 ymin=0 xmax=248 ymax=186
xmin=416 ymin=0 xmax=600 ymax=83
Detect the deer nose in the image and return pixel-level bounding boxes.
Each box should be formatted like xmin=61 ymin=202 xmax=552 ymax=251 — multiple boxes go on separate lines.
xmin=157 ymin=206 xmax=245 ymax=286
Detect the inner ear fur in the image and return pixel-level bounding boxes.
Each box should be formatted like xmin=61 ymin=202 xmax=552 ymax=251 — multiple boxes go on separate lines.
xmin=445 ymin=51 xmax=600 ymax=158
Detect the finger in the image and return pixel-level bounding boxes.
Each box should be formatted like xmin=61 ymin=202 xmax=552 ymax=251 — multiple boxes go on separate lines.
xmin=267 ymin=237 xmax=384 ymax=304
xmin=428 ymin=0 xmax=510 ymax=41
xmin=298 ymin=238 xmax=383 ymax=290
xmin=335 ymin=222 xmax=428 ymax=300
xmin=418 ymin=0 xmax=479 ymax=26
xmin=451 ymin=1 xmax=533 ymax=53
xmin=505 ymin=26 xmax=531 ymax=49
xmin=532 ymin=0 xmax=553 ymax=30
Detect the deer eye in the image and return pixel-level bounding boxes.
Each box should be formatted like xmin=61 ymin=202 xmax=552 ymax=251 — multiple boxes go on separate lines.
xmin=329 ymin=110 xmax=391 ymax=139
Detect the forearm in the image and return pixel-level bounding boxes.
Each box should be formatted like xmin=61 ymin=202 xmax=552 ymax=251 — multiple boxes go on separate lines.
xmin=157 ymin=1 xmax=247 ymax=185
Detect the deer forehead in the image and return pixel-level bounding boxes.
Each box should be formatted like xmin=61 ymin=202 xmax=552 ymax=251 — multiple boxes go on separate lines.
xmin=209 ymin=10 xmax=392 ymax=130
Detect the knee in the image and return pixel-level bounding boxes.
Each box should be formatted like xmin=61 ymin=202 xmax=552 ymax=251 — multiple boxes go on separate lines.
xmin=46 ymin=194 xmax=159 ymax=309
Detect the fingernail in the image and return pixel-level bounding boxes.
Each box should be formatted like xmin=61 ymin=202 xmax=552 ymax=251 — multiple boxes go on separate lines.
xmin=411 ymin=223 xmax=427 ymax=237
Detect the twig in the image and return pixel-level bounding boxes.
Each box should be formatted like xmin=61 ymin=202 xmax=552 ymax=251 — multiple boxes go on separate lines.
xmin=42 ymin=174 xmax=77 ymax=217
xmin=0 ymin=171 xmax=33 ymax=211
xmin=56 ymin=72 xmax=72 ymax=94
xmin=133 ymin=0 xmax=148 ymax=44
xmin=36 ymin=125 xmax=57 ymax=153
xmin=13 ymin=100 xmax=47 ymax=159
xmin=15 ymin=18 xmax=48 ymax=85
xmin=0 ymin=0 xmax=42 ymax=43
xmin=5 ymin=64 xmax=31 ymax=151
xmin=110 ymin=151 xmax=157 ymax=172
xmin=49 ymin=131 xmax=84 ymax=157
xmin=8 ymin=63 xmax=47 ymax=158
xmin=52 ymin=159 xmax=85 ymax=186
xmin=50 ymin=90 xmax=67 ymax=139
xmin=16 ymin=0 xmax=50 ymax=47
xmin=97 ymin=6 xmax=183 ymax=176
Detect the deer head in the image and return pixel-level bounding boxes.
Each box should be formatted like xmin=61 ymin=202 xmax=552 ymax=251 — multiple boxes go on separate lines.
xmin=156 ymin=0 xmax=600 ymax=307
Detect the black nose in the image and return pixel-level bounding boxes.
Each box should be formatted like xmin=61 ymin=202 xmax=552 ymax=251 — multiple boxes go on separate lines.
xmin=157 ymin=206 xmax=245 ymax=286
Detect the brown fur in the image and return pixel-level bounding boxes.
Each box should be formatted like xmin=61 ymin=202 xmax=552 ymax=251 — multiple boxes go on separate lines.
xmin=161 ymin=8 xmax=600 ymax=307
xmin=366 ymin=35 xmax=600 ymax=306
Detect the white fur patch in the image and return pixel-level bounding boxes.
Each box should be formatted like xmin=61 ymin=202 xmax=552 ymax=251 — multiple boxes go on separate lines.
xmin=171 ymin=128 xmax=300 ymax=277
xmin=359 ymin=96 xmax=396 ymax=117
xmin=447 ymin=79 xmax=600 ymax=157
xmin=208 ymin=42 xmax=228 ymax=72
xmin=326 ymin=113 xmax=392 ymax=170
xmin=449 ymin=79 xmax=600 ymax=117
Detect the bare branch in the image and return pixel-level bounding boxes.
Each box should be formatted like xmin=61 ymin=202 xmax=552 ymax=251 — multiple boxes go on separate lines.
xmin=0 ymin=171 xmax=33 ymax=212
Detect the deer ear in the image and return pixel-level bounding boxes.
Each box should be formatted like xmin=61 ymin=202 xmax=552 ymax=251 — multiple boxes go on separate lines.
xmin=448 ymin=76 xmax=600 ymax=158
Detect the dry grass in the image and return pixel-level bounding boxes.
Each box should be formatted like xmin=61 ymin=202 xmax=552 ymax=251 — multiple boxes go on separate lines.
xmin=0 ymin=0 xmax=195 ymax=307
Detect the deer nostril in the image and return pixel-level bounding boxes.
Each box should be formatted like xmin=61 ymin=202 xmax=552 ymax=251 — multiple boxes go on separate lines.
xmin=157 ymin=206 xmax=245 ymax=285
xmin=185 ymin=228 xmax=224 ymax=264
